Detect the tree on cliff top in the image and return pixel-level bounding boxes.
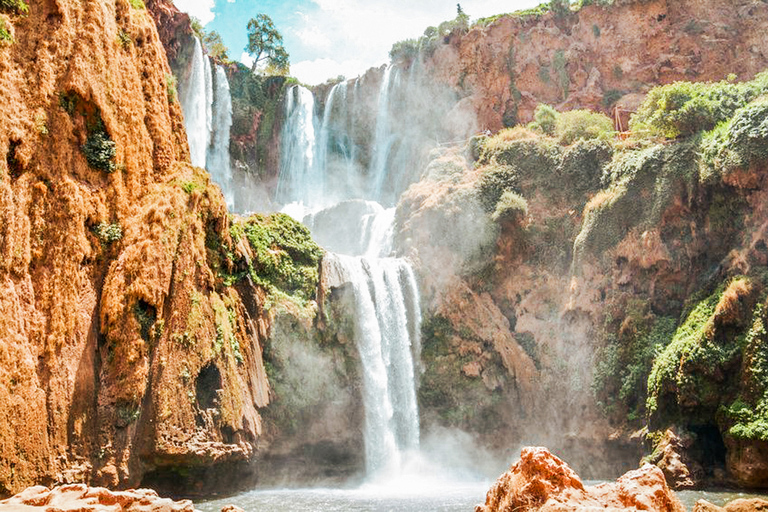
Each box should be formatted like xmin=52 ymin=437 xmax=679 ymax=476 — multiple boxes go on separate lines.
xmin=245 ymin=14 xmax=290 ymax=75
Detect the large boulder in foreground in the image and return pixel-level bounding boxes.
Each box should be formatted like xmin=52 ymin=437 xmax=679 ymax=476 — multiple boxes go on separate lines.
xmin=476 ymin=446 xmax=684 ymax=511
xmin=0 ymin=484 xmax=194 ymax=511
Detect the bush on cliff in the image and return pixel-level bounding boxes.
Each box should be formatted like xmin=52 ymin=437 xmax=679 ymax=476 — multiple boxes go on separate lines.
xmin=646 ymin=277 xmax=756 ymax=426
xmin=630 ymin=72 xmax=768 ymax=139
xmin=555 ymin=109 xmax=616 ymax=145
xmin=492 ymin=190 xmax=529 ymax=223
xmin=82 ymin=126 xmax=117 ymax=172
xmin=700 ymin=98 xmax=768 ymax=182
xmin=235 ymin=213 xmax=323 ymax=303
xmin=0 ymin=0 xmax=27 ymax=14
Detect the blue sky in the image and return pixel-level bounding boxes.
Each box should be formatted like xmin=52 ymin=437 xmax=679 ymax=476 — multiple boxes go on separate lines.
xmin=173 ymin=0 xmax=541 ymax=84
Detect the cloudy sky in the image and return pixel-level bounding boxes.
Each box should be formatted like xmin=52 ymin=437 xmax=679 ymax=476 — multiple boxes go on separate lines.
xmin=173 ymin=0 xmax=541 ymax=84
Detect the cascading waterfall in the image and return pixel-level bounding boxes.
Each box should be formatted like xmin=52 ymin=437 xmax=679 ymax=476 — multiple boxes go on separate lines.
xmin=180 ymin=37 xmax=212 ymax=168
xmin=276 ymin=85 xmax=322 ymax=206
xmin=368 ymin=65 xmax=396 ymax=201
xmin=278 ymin=77 xmax=423 ymax=477
xmin=326 ymin=248 xmax=422 ymax=477
xmin=207 ymin=65 xmax=234 ymax=209
xmin=177 ymin=38 xmax=236 ymax=209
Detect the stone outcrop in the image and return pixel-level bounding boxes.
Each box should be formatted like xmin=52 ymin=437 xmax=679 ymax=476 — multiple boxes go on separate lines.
xmin=0 ymin=484 xmax=194 ymax=511
xmin=0 ymin=0 xmax=273 ymax=497
xmin=420 ymin=0 xmax=768 ymax=130
xmin=476 ymin=446 xmax=685 ymax=512
xmin=693 ymin=498 xmax=768 ymax=512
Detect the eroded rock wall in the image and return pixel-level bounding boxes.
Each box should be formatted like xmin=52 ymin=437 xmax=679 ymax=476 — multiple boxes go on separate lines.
xmin=0 ymin=0 xmax=272 ymax=496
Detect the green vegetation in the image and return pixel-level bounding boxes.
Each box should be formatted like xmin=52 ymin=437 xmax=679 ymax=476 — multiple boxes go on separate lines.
xmin=530 ymin=104 xmax=557 ymax=136
xmin=492 ymin=190 xmax=528 ymax=223
xmin=476 ymin=162 xmax=520 ymax=213
xmin=390 ymin=5 xmax=470 ymax=62
xmin=646 ymin=278 xmax=753 ymax=422
xmin=83 ymin=128 xmax=117 ymax=172
xmin=593 ymin=311 xmax=676 ymax=422
xmin=700 ymin=99 xmax=768 ymax=183
xmin=203 ymin=30 xmax=230 ymax=63
xmin=233 ymin=213 xmax=323 ymax=304
xmin=127 ymin=0 xmax=144 ymax=9
xmin=0 ymin=18 xmax=12 ymax=44
xmin=165 ymin=73 xmax=178 ymax=103
xmin=117 ymin=29 xmax=131 ymax=49
xmin=528 ymin=104 xmax=615 ymax=145
xmin=554 ymin=109 xmax=615 ymax=145
xmin=93 ymin=221 xmax=123 ymax=244
xmin=418 ymin=315 xmax=508 ymax=433
xmin=245 ymin=13 xmax=289 ymax=74
xmin=0 ymin=0 xmax=27 ymax=14
xmin=721 ymin=302 xmax=768 ymax=441
xmin=630 ymin=71 xmax=768 ymax=139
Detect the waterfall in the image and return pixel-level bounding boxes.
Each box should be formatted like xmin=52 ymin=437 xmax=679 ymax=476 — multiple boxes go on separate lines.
xmin=179 ymin=37 xmax=212 ymax=168
xmin=329 ymin=254 xmax=421 ymax=477
xmin=277 ymin=69 xmax=427 ymax=480
xmin=369 ymin=66 xmax=396 ymax=202
xmin=276 ymin=85 xmax=321 ymax=207
xmin=207 ymin=65 xmax=234 ymax=209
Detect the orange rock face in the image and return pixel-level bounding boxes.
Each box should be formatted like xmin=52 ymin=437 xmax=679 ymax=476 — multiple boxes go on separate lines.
xmin=476 ymin=447 xmax=685 ymax=512
xmin=421 ymin=0 xmax=768 ymax=131
xmin=0 ymin=0 xmax=270 ymax=496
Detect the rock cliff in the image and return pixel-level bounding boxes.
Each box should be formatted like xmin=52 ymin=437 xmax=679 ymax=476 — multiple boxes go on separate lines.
xmin=0 ymin=0 xmax=303 ymax=497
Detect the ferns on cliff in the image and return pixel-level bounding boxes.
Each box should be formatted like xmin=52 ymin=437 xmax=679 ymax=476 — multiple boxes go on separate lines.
xmin=0 ymin=18 xmax=12 ymax=44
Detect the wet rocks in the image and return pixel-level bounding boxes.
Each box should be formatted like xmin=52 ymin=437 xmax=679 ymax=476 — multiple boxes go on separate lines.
xmin=476 ymin=446 xmax=684 ymax=512
xmin=0 ymin=484 xmax=194 ymax=511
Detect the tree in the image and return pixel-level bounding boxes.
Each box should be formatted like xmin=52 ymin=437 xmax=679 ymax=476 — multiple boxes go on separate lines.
xmin=245 ymin=14 xmax=289 ymax=75
xmin=203 ymin=30 xmax=230 ymax=63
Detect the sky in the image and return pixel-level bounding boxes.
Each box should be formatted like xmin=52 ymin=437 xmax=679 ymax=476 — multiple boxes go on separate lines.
xmin=173 ymin=0 xmax=541 ymax=85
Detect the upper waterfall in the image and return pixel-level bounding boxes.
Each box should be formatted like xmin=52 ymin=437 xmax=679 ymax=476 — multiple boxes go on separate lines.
xmin=178 ymin=38 xmax=235 ymax=208
xmin=207 ymin=65 xmax=234 ymax=209
xmin=180 ymin=37 xmax=212 ymax=168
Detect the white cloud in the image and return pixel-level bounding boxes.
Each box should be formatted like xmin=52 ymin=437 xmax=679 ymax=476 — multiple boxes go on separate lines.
xmin=291 ymin=58 xmax=373 ymax=85
xmin=285 ymin=0 xmax=539 ymax=83
xmin=173 ymin=0 xmax=216 ymax=25
xmin=239 ymin=51 xmax=254 ymax=69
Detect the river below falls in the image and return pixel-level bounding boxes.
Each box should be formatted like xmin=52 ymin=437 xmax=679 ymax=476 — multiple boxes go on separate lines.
xmin=196 ymin=483 xmax=768 ymax=511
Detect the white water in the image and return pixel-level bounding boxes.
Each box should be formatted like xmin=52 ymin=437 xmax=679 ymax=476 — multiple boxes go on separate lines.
xmin=368 ymin=65 xmax=396 ymax=201
xmin=206 ymin=65 xmax=234 ymax=209
xmin=177 ymin=38 xmax=238 ymax=210
xmin=179 ymin=37 xmax=211 ymax=168
xmin=276 ymin=85 xmax=321 ymax=207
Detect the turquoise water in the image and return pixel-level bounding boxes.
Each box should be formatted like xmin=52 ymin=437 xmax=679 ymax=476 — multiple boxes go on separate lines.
xmin=196 ymin=478 xmax=490 ymax=512
xmin=196 ymin=483 xmax=768 ymax=511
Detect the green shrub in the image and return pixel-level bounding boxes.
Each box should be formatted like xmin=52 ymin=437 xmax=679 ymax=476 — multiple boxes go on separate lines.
xmin=555 ymin=109 xmax=615 ymax=145
xmin=240 ymin=213 xmax=323 ymax=303
xmin=93 ymin=222 xmax=123 ymax=244
xmin=646 ymin=278 xmax=751 ymax=422
xmin=593 ymin=315 xmax=676 ymax=422
xmin=128 ymin=0 xmax=144 ymax=9
xmin=700 ymin=99 xmax=768 ymax=181
xmin=491 ymin=190 xmax=528 ymax=223
xmin=557 ymin=138 xmax=613 ymax=196
xmin=82 ymin=127 xmax=117 ymax=172
xmin=553 ymin=50 xmax=570 ymax=98
xmin=0 ymin=18 xmax=12 ymax=44
xmin=476 ymin=163 xmax=520 ymax=213
xmin=117 ymin=29 xmax=131 ymax=49
xmin=529 ymin=104 xmax=558 ymax=136
xmin=165 ymin=73 xmax=178 ymax=103
xmin=0 ymin=0 xmax=28 ymax=14
xmin=630 ymin=72 xmax=768 ymax=139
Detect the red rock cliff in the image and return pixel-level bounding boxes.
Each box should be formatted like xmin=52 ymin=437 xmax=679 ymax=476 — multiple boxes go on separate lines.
xmin=0 ymin=0 xmax=270 ymax=496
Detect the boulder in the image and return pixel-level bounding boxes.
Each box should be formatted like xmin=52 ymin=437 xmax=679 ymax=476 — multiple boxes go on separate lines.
xmin=476 ymin=446 xmax=684 ymax=511
xmin=693 ymin=498 xmax=768 ymax=512
xmin=0 ymin=484 xmax=194 ymax=511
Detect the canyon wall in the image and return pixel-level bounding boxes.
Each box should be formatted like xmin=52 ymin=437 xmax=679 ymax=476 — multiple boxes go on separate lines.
xmin=0 ymin=0 xmax=302 ymax=496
